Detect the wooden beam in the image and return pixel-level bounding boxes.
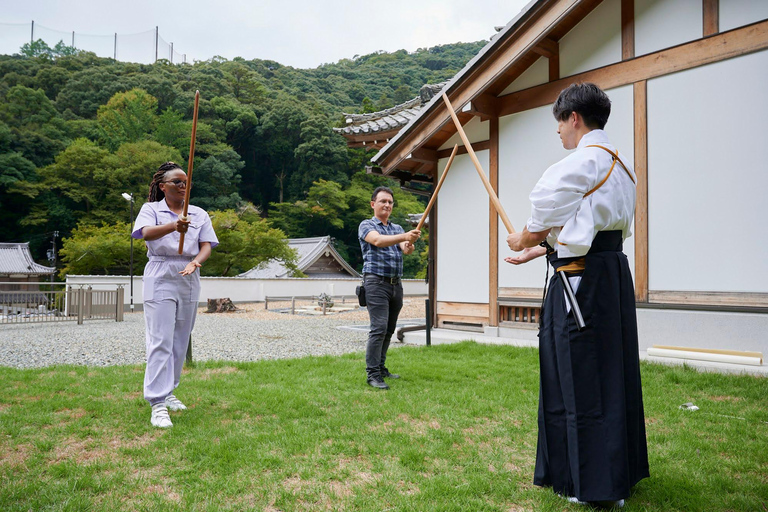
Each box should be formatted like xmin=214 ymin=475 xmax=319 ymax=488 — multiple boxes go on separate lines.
xmin=549 ymin=51 xmax=560 ymax=82
xmin=436 ymin=302 xmax=490 ymax=317
xmin=648 ymin=290 xmax=768 ymax=309
xmin=489 ymin=117 xmax=499 ymax=326
xmin=466 ymin=94 xmax=500 ymax=120
xmin=621 ymin=0 xmax=634 ymax=60
xmin=633 ymin=81 xmax=648 ymax=303
xmin=498 ymin=19 xmax=768 ymax=117
xmin=532 ymin=37 xmax=559 ymax=59
xmin=410 ymin=147 xmax=438 ymax=163
xmin=366 ymin=166 xmax=434 ymax=184
xmin=436 ymin=140 xmax=491 ymax=159
xmin=375 ymin=0 xmax=583 ymax=174
xmin=703 ymin=0 xmax=719 ymax=37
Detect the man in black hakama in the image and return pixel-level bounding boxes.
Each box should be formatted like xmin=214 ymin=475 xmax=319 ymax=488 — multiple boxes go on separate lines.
xmin=506 ymin=83 xmax=649 ymax=506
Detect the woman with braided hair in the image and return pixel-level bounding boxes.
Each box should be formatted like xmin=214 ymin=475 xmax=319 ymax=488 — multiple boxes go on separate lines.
xmin=132 ymin=161 xmax=218 ymax=428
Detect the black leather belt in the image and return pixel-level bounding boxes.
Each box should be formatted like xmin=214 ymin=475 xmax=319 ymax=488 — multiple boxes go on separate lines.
xmin=365 ymin=274 xmax=401 ymax=285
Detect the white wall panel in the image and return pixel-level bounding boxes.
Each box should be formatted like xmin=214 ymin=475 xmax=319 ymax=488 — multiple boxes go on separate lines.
xmin=438 ymin=116 xmax=489 ymax=150
xmin=436 ymin=151 xmax=490 ymax=303
xmin=647 ymin=50 xmax=768 ymax=293
xmin=635 ymin=0 xmax=702 ymax=57
xmin=498 ymin=105 xmax=565 ymax=288
xmin=559 ymin=0 xmax=621 ymax=77
xmin=720 ymin=0 xmax=768 ymax=32
xmin=498 ymin=85 xmax=637 ymax=288
xmin=500 ymin=56 xmax=549 ymax=96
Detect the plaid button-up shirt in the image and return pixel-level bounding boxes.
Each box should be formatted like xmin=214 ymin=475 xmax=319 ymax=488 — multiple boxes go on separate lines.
xmin=358 ymin=217 xmax=404 ymax=278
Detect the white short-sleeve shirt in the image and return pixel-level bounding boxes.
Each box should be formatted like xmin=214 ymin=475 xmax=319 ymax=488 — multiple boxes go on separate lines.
xmin=132 ymin=199 xmax=218 ymax=258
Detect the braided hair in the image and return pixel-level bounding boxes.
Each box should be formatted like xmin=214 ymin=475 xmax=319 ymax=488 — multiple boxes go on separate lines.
xmin=148 ymin=161 xmax=183 ymax=202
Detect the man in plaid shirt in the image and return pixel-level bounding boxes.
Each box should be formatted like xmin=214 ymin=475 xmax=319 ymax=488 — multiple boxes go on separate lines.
xmin=358 ymin=186 xmax=421 ymax=390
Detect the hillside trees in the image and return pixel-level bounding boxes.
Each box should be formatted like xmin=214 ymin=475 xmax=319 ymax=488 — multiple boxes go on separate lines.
xmin=0 ymin=40 xmax=485 ymax=275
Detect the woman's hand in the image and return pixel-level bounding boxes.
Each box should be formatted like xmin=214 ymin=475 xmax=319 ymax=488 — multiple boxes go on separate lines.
xmin=504 ymin=246 xmax=546 ymax=265
xmin=175 ymin=218 xmax=190 ymax=233
xmin=179 ymin=260 xmax=201 ymax=276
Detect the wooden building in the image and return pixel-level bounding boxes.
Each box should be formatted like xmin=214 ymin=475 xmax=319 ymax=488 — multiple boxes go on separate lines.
xmin=368 ymin=0 xmax=768 ymax=351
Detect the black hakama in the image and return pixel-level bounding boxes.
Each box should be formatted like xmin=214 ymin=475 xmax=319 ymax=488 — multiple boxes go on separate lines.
xmin=533 ymin=230 xmax=650 ymax=502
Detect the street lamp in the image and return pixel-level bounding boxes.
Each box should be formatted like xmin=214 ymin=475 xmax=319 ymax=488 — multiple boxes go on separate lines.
xmin=121 ymin=192 xmax=135 ymax=312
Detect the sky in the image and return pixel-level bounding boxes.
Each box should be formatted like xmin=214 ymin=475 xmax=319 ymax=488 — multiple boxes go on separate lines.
xmin=0 ymin=0 xmax=531 ymax=69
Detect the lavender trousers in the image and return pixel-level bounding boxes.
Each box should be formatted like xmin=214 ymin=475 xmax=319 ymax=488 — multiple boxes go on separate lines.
xmin=142 ymin=256 xmax=199 ymax=405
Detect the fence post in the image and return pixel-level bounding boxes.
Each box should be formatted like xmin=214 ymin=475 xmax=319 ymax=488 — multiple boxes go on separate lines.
xmin=116 ymin=286 xmax=124 ymax=322
xmin=77 ymin=288 xmax=84 ymax=325
xmin=265 ymin=297 xmax=269 ymax=310
xmin=291 ymin=297 xmax=295 ymax=315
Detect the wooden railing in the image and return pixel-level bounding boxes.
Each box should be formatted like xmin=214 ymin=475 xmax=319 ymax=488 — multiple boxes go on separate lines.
xmin=0 ymin=282 xmax=124 ymax=325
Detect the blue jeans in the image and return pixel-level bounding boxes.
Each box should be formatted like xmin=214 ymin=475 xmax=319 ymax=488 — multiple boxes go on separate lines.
xmin=364 ymin=275 xmax=403 ymax=377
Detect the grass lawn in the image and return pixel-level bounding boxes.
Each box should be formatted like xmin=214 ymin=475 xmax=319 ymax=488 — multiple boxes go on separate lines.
xmin=0 ymin=342 xmax=766 ymax=511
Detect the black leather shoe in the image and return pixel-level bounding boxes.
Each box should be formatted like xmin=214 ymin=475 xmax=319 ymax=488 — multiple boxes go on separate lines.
xmin=381 ymin=369 xmax=400 ymax=379
xmin=366 ymin=376 xmax=389 ymax=389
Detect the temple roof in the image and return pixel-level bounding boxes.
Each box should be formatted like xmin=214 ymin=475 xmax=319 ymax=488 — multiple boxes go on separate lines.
xmin=334 ymin=83 xmax=447 ymax=150
xmin=0 ymin=243 xmax=55 ymax=276
xmin=238 ymin=236 xmax=360 ymax=279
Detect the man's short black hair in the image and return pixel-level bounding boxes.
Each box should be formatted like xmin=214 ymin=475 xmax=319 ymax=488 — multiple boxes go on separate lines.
xmin=371 ymin=186 xmax=394 ymax=202
xmin=552 ymin=83 xmax=611 ymax=130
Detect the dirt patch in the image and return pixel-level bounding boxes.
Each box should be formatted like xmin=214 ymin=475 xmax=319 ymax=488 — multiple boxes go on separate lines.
xmin=0 ymin=442 xmax=32 ymax=468
xmin=370 ymin=413 xmax=441 ymax=436
xmin=708 ymin=395 xmax=741 ymax=402
xmin=54 ymin=408 xmax=87 ymax=421
xmin=145 ymin=483 xmax=182 ymax=502
xmin=197 ymin=366 xmax=240 ymax=380
xmin=51 ymin=436 xmax=107 ymax=464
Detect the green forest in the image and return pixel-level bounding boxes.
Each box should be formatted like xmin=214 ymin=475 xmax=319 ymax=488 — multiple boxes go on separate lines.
xmin=0 ymin=39 xmax=485 ymax=278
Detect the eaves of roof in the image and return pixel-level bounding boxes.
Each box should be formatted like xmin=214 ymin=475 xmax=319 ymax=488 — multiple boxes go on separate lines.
xmin=371 ymin=0 xmax=547 ymax=167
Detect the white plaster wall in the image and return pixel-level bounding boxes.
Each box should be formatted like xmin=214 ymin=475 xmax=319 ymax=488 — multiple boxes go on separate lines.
xmin=647 ymin=50 xmax=768 ymax=293
xmin=635 ymin=0 xmax=702 ymax=57
xmin=559 ymin=0 xmax=622 ymax=77
xmin=65 ymin=275 xmax=427 ymax=306
xmin=500 ymin=56 xmax=549 ymax=96
xmin=436 ymin=151 xmax=490 ymax=303
xmin=498 ymin=105 xmax=564 ymax=288
xmin=438 ymin=116 xmax=490 ymax=150
xmin=719 ymin=0 xmax=768 ymax=32
xmin=497 ymin=85 xmax=636 ymax=288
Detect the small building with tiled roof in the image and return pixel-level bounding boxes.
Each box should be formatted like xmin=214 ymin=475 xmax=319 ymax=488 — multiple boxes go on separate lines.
xmin=334 ymin=83 xmax=447 ymax=151
xmin=239 ymin=236 xmax=360 ymax=279
xmin=0 ymin=243 xmax=55 ymax=280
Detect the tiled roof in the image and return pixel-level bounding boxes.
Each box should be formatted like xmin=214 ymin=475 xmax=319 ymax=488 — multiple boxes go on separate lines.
xmin=0 ymin=243 xmax=55 ymax=275
xmin=238 ymin=236 xmax=360 ymax=279
xmin=334 ymin=83 xmax=448 ymax=138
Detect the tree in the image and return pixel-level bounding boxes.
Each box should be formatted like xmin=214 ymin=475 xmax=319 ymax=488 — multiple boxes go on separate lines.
xmin=97 ymin=88 xmax=158 ymax=150
xmin=291 ymin=116 xmax=348 ymax=195
xmin=190 ymin=149 xmax=244 ymax=211
xmin=58 ymin=221 xmax=148 ymax=277
xmin=204 ymin=209 xmax=300 ymax=277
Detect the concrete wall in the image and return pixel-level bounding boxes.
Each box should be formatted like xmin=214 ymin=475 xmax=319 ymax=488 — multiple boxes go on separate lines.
xmin=66 ymin=275 xmax=427 ymax=308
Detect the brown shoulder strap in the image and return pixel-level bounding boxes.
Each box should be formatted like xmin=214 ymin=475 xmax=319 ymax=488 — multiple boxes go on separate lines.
xmin=584 ymin=145 xmax=636 ymax=197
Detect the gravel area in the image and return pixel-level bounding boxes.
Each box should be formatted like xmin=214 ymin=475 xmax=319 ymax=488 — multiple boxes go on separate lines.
xmin=0 ymin=297 xmax=427 ymax=369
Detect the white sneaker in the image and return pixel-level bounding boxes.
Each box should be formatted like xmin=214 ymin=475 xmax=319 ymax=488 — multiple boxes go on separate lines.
xmin=151 ymin=403 xmax=173 ymax=428
xmin=165 ymin=394 xmax=187 ymax=411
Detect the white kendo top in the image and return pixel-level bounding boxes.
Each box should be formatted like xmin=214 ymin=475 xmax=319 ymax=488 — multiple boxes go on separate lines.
xmin=526 ymin=129 xmax=636 ymax=258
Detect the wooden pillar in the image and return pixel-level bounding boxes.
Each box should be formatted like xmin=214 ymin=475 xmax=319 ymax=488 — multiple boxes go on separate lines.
xmin=621 ymin=0 xmax=635 ymax=60
xmin=548 ymin=48 xmax=559 ymax=82
xmin=633 ymin=81 xmax=648 ymax=303
xmin=703 ymin=0 xmax=719 ymax=37
xmin=428 ymin=173 xmax=439 ymax=327
xmin=489 ymin=117 xmax=500 ymax=326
